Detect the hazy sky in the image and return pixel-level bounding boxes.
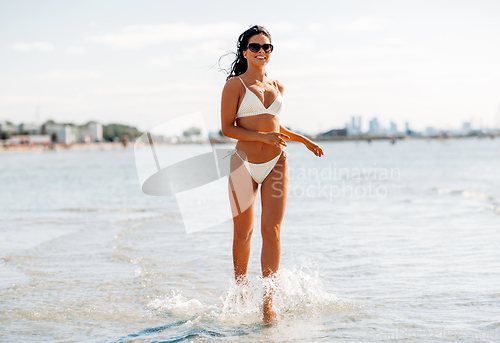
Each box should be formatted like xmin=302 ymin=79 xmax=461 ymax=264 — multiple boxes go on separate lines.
xmin=1 ymin=0 xmax=500 ymax=134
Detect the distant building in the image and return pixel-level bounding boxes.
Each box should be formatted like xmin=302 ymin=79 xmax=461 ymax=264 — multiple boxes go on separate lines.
xmin=18 ymin=123 xmax=41 ymax=135
xmin=462 ymin=122 xmax=471 ymax=133
xmin=318 ymin=128 xmax=347 ymax=138
xmin=45 ymin=124 xmax=79 ymax=145
xmin=449 ymin=121 xmax=474 ymax=136
xmin=425 ymin=126 xmax=439 ymax=136
xmin=80 ymin=122 xmax=103 ymax=142
xmin=0 ymin=121 xmax=16 ymax=137
xmin=29 ymin=135 xmax=51 ymax=144
xmin=369 ymin=118 xmax=379 ymax=135
xmin=390 ymin=122 xmax=398 ymax=136
xmin=405 ymin=122 xmax=414 ymax=135
xmin=11 ymin=135 xmax=50 ymax=145
xmin=346 ymin=116 xmax=362 ymax=136
xmin=208 ymin=131 xmax=220 ymax=140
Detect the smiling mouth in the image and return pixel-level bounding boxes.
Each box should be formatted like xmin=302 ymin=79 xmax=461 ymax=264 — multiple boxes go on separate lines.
xmin=255 ymin=56 xmax=266 ymax=60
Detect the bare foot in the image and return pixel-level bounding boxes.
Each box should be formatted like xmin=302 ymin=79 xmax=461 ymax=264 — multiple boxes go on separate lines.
xmin=236 ymin=275 xmax=250 ymax=307
xmin=263 ymin=295 xmax=277 ymax=324
xmin=236 ymin=275 xmax=250 ymax=287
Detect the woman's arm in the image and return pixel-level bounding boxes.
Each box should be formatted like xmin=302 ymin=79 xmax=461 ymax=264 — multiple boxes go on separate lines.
xmin=274 ymin=80 xmax=322 ymax=156
xmin=221 ymin=78 xmax=262 ymax=142
xmin=279 ymin=125 xmax=308 ymax=143
xmin=221 ymin=77 xmax=289 ymax=148
xmin=279 ymin=125 xmax=324 ymax=157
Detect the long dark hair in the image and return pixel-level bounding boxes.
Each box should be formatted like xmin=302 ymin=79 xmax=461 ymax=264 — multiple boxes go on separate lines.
xmin=224 ymin=25 xmax=272 ymax=81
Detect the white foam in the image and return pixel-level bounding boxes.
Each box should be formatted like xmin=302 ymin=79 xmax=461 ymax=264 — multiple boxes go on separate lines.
xmin=437 ymin=188 xmax=463 ymax=195
xmin=217 ymin=265 xmax=349 ymax=323
xmin=147 ymin=291 xmax=204 ymax=315
xmin=490 ymin=203 xmax=500 ymax=215
xmin=462 ymin=190 xmax=493 ymax=202
xmin=437 ymin=188 xmax=453 ymax=194
xmin=218 ymin=280 xmax=262 ymax=324
xmin=271 ymin=266 xmax=346 ymax=318
xmin=147 ymin=266 xmax=351 ymax=324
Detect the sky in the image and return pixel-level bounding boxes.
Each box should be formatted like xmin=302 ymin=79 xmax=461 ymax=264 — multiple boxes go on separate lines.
xmin=1 ymin=0 xmax=500 ymax=135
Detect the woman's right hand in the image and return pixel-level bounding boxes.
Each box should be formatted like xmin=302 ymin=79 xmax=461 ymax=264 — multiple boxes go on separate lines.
xmin=261 ymin=132 xmax=290 ymax=149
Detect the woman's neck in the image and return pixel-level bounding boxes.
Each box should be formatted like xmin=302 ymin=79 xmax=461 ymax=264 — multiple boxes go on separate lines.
xmin=244 ymin=65 xmax=266 ymax=81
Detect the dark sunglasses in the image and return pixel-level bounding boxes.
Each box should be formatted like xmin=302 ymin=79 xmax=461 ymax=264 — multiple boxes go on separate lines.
xmin=247 ymin=43 xmax=273 ymax=53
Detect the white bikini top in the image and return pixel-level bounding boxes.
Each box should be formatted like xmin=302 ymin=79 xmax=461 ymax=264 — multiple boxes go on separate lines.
xmin=236 ymin=76 xmax=283 ymax=118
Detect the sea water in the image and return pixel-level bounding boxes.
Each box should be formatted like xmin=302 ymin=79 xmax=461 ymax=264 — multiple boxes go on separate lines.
xmin=1 ymin=137 xmax=499 ymax=342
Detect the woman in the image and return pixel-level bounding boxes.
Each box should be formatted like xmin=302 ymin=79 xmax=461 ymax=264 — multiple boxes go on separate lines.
xmin=220 ymin=25 xmax=324 ymax=324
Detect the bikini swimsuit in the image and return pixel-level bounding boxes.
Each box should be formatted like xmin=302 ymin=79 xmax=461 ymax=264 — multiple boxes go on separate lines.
xmin=223 ymin=76 xmax=288 ymax=184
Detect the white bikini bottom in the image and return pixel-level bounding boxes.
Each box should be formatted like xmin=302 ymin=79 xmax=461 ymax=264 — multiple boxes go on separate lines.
xmin=223 ymin=149 xmax=288 ymax=184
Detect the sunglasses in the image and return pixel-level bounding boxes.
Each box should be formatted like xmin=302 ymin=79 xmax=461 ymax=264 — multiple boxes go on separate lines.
xmin=247 ymin=43 xmax=273 ymax=53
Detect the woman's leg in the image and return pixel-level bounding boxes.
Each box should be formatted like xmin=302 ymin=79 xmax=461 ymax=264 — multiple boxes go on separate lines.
xmin=228 ymin=154 xmax=258 ymax=285
xmin=260 ymin=154 xmax=289 ymax=322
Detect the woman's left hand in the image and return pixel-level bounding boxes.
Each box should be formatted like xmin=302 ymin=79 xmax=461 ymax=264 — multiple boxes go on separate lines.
xmin=305 ymin=140 xmax=324 ymax=157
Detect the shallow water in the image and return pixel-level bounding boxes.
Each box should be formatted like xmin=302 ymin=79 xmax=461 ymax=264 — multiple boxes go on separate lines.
xmin=1 ymin=137 xmax=499 ymax=342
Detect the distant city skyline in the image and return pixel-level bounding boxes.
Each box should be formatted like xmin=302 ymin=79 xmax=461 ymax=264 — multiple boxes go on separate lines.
xmin=1 ymin=1 xmax=500 ymax=135
xmin=2 ymin=116 xmax=496 ymax=140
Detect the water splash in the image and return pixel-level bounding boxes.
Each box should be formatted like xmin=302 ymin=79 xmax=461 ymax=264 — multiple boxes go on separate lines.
xmin=217 ymin=265 xmax=350 ymax=324
xmin=272 ymin=266 xmax=342 ymax=318
xmin=147 ymin=291 xmax=204 ymax=316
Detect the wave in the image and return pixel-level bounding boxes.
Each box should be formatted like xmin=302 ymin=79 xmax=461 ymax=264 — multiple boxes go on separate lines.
xmin=436 ymin=188 xmax=499 ymax=216
xmin=114 ymin=320 xmax=225 ymax=342
xmin=491 ymin=203 xmax=500 ymax=215
xmin=462 ymin=190 xmax=494 ymax=202
xmin=63 ymin=208 xmax=147 ymax=213
xmin=436 ymin=188 xmax=462 ymax=195
xmin=436 ymin=188 xmax=495 ymax=202
xmin=146 ymin=265 xmax=356 ymax=326
xmin=147 ymin=292 xmax=205 ymax=316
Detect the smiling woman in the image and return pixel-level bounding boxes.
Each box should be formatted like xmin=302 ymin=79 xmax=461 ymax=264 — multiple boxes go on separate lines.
xmin=220 ymin=25 xmax=324 ymax=324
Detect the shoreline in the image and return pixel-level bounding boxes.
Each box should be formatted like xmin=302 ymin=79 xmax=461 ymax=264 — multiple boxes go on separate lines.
xmin=312 ymin=133 xmax=499 ymax=141
xmin=1 ymin=133 xmax=497 ymax=154
xmin=0 ymin=142 xmax=130 ymax=154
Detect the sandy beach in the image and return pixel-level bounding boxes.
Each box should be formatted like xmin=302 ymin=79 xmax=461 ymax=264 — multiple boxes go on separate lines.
xmin=0 ymin=142 xmax=131 ymax=154
xmin=2 ymin=133 xmax=498 ymax=154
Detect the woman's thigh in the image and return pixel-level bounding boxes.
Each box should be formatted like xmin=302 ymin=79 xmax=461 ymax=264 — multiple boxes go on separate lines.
xmin=228 ymin=154 xmax=258 ymax=226
xmin=260 ymin=154 xmax=289 ymax=227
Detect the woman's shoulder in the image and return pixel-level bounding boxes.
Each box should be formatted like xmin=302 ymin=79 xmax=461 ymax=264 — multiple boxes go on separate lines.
xmin=226 ymin=75 xmax=244 ymax=84
xmin=272 ymin=78 xmax=284 ymax=94
xmin=222 ymin=76 xmax=245 ymax=97
xmin=224 ymin=76 xmax=244 ymax=89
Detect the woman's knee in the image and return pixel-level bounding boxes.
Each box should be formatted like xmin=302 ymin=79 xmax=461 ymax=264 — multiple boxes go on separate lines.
xmin=234 ymin=226 xmax=254 ymax=243
xmin=261 ymin=223 xmax=281 ymax=243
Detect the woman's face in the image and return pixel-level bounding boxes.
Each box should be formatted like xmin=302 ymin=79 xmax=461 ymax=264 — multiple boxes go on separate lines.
xmin=243 ymin=34 xmax=272 ymax=68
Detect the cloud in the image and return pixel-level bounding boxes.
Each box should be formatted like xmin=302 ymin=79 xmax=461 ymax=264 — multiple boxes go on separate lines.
xmin=316 ymin=46 xmax=428 ymax=60
xmin=278 ymin=39 xmax=317 ymax=52
xmin=65 ymin=46 xmax=88 ymax=54
xmin=94 ymin=84 xmax=218 ymax=95
xmin=12 ymin=42 xmax=55 ymax=52
xmin=333 ymin=17 xmax=388 ymax=32
xmin=0 ymin=95 xmax=74 ymax=105
xmin=142 ymin=38 xmax=234 ymax=68
xmin=308 ymin=23 xmax=326 ymax=33
xmin=38 ymin=70 xmax=101 ymax=80
xmin=181 ymin=40 xmax=228 ymax=59
xmin=265 ymin=22 xmax=297 ymax=33
xmin=274 ymin=64 xmax=406 ymax=77
xmin=147 ymin=57 xmax=170 ymax=67
xmin=86 ymin=22 xmax=247 ymax=50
